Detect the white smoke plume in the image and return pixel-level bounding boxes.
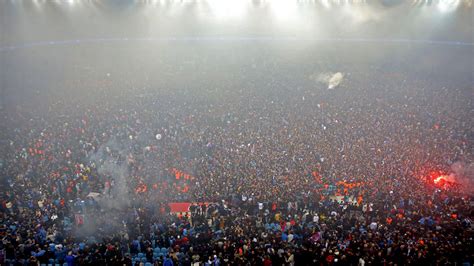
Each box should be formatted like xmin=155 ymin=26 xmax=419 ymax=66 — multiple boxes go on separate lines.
xmin=70 ymin=137 xmax=135 ymax=239
xmin=312 ymin=72 xmax=344 ymax=89
xmin=88 ymin=137 xmax=132 ymax=210
xmin=450 ymin=161 xmax=474 ymax=193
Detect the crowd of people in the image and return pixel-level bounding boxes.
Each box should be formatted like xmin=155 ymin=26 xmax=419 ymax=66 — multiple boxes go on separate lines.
xmin=1 ymin=69 xmax=473 ymax=266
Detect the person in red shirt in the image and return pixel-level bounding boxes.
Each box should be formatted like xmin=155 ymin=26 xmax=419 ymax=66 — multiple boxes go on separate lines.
xmin=263 ymin=255 xmax=272 ymax=266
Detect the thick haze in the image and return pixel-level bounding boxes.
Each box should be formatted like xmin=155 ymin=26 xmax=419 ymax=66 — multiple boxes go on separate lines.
xmin=0 ymin=0 xmax=473 ymax=111
xmin=1 ymin=0 xmax=473 ymax=44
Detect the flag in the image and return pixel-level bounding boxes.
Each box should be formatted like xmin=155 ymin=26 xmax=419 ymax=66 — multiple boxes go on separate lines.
xmin=75 ymin=214 xmax=84 ymax=225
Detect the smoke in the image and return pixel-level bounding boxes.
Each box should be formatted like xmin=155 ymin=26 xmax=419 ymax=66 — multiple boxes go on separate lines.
xmin=71 ymin=137 xmax=135 ymax=239
xmin=328 ymin=72 xmax=344 ymax=89
xmin=88 ymin=137 xmax=132 ymax=210
xmin=450 ymin=161 xmax=474 ymax=193
xmin=312 ymin=72 xmax=344 ymax=89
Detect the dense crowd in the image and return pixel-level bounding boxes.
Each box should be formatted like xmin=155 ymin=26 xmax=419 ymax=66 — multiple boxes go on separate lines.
xmin=1 ymin=71 xmax=473 ymax=266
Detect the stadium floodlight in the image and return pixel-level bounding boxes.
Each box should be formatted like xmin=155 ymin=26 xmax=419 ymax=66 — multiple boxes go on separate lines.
xmin=270 ymin=0 xmax=299 ymax=22
xmin=207 ymin=0 xmax=248 ymax=20
xmin=320 ymin=0 xmax=331 ymax=8
xmin=437 ymin=0 xmax=460 ymax=12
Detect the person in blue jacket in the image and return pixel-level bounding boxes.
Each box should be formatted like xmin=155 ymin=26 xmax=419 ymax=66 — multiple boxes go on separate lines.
xmin=65 ymin=251 xmax=75 ymax=266
xmin=163 ymin=255 xmax=174 ymax=266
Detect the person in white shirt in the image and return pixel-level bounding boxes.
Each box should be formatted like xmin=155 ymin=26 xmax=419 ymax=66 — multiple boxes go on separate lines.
xmin=369 ymin=222 xmax=377 ymax=231
xmin=313 ymin=213 xmax=319 ymax=224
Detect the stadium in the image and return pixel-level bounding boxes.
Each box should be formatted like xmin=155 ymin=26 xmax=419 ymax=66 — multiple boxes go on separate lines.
xmin=0 ymin=0 xmax=473 ymax=265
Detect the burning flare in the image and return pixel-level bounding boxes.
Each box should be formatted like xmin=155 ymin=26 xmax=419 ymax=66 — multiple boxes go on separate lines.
xmin=433 ymin=175 xmax=449 ymax=184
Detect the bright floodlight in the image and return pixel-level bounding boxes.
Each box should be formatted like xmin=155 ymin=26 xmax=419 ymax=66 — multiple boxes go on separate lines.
xmin=207 ymin=0 xmax=248 ymax=20
xmin=271 ymin=0 xmax=299 ymax=21
xmin=437 ymin=0 xmax=460 ymax=12
xmin=320 ymin=0 xmax=332 ymax=9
